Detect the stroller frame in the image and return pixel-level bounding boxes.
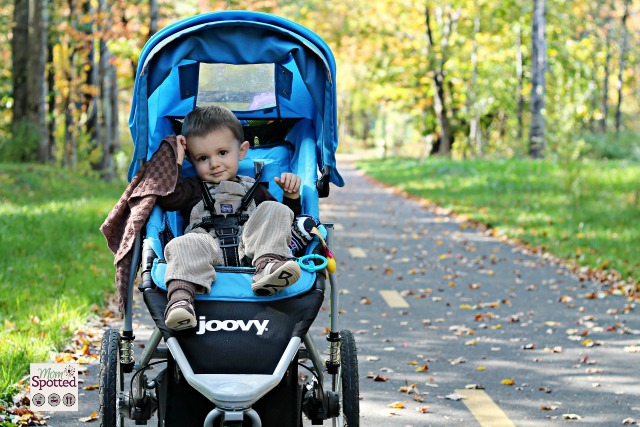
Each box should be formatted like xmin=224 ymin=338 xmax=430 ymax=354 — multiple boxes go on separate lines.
xmin=99 ymin=11 xmax=357 ymax=426
xmin=100 ymin=226 xmax=359 ymax=426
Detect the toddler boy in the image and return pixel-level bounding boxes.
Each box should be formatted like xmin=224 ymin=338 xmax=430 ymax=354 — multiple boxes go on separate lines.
xmin=157 ymin=105 xmax=302 ymax=331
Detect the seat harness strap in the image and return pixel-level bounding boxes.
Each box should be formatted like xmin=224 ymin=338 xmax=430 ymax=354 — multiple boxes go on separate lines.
xmin=197 ymin=163 xmax=263 ymax=267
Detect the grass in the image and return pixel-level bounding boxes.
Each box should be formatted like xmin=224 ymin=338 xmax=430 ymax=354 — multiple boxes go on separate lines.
xmin=355 ymin=157 xmax=639 ymax=283
xmin=0 ymin=164 xmax=125 ymax=401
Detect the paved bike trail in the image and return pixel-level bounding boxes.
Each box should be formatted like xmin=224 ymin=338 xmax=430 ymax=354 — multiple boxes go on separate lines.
xmin=47 ymin=157 xmax=640 ymax=426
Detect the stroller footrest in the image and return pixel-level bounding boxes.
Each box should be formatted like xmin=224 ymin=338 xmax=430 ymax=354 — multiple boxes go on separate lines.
xmin=166 ymin=336 xmax=301 ymax=409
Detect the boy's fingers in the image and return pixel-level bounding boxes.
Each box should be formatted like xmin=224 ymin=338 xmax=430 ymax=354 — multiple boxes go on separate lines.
xmin=275 ymin=174 xmax=300 ymax=193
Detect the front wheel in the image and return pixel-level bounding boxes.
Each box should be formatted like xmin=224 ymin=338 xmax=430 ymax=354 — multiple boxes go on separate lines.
xmin=335 ymin=330 xmax=359 ymax=427
xmin=99 ymin=329 xmax=124 ymax=427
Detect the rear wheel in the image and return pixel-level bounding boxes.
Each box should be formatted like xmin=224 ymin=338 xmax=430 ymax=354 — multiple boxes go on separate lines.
xmin=334 ymin=330 xmax=359 ymax=427
xmin=99 ymin=329 xmax=124 ymax=427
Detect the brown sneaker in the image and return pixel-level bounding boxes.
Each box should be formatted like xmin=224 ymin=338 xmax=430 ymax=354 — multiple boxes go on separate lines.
xmin=252 ymin=255 xmax=301 ymax=296
xmin=164 ymin=299 xmax=196 ymax=331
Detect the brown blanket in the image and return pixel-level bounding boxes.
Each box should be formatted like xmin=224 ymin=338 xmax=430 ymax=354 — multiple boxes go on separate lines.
xmin=101 ymin=136 xmax=179 ymax=315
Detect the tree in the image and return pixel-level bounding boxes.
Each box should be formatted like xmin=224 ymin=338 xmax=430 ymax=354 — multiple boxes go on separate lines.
xmin=11 ymin=0 xmax=29 ymax=157
xmin=425 ymin=3 xmax=460 ymax=156
xmin=12 ymin=0 xmax=49 ymax=162
xmin=615 ymin=0 xmax=631 ymax=133
xmin=529 ymin=0 xmax=546 ymax=158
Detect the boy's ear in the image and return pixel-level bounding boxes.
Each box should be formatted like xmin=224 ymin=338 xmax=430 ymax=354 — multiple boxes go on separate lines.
xmin=239 ymin=140 xmax=250 ymax=160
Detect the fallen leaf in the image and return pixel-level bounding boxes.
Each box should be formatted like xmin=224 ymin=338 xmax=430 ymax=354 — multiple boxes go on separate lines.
xmin=415 ymin=365 xmax=429 ymax=372
xmin=562 ymin=413 xmax=582 ymax=420
xmin=388 ymin=402 xmax=405 ymax=409
xmin=398 ymin=383 xmax=418 ymax=394
xmin=500 ymin=378 xmax=515 ymax=386
xmin=540 ymin=405 xmax=558 ymax=411
xmin=83 ymin=384 xmax=99 ymax=390
xmin=79 ymin=411 xmax=98 ymax=422
xmin=445 ymin=393 xmax=466 ymax=401
xmin=372 ymin=374 xmax=388 ymax=382
xmin=622 ymin=418 xmax=637 ymax=425
xmin=416 ymin=406 xmax=430 ymax=413
xmin=449 ymin=357 xmax=466 ymax=365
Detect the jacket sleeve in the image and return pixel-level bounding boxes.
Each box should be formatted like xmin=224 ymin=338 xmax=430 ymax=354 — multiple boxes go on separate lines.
xmin=156 ymin=165 xmax=201 ymax=212
xmin=254 ymin=185 xmax=302 ymax=216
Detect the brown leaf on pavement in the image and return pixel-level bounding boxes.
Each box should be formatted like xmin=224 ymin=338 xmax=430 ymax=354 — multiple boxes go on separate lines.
xmin=79 ymin=411 xmax=99 ymax=422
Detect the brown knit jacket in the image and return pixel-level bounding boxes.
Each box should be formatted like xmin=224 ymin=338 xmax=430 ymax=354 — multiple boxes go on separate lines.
xmin=100 ymin=136 xmax=180 ymax=315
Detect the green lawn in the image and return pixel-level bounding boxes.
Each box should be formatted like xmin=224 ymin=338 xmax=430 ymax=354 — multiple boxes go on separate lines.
xmin=0 ymin=164 xmax=125 ymax=400
xmin=355 ymin=157 xmax=639 ymax=284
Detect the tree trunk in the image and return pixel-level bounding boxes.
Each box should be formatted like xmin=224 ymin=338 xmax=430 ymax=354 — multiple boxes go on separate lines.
xmin=601 ymin=25 xmax=611 ymax=133
xmin=425 ymin=4 xmax=457 ymax=156
xmin=529 ymin=0 xmax=546 ymax=159
xmin=149 ymin=0 xmax=159 ymax=38
xmin=47 ymin=33 xmax=56 ymax=161
xmin=12 ymin=0 xmax=29 ymax=139
xmin=515 ymin=23 xmax=525 ymax=140
xmin=615 ymin=0 xmax=630 ymax=133
xmin=468 ymin=0 xmax=481 ymax=155
xmin=29 ymin=0 xmax=49 ymax=163
xmin=97 ymin=0 xmax=113 ymax=179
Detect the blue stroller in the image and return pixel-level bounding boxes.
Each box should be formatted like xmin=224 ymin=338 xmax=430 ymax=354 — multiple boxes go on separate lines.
xmin=98 ymin=10 xmax=359 ymax=427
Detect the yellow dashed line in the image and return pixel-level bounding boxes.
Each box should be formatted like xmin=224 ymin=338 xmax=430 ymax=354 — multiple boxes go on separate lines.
xmin=348 ymin=247 xmax=367 ymax=258
xmin=455 ymin=389 xmax=516 ymax=427
xmin=379 ymin=290 xmax=409 ymax=308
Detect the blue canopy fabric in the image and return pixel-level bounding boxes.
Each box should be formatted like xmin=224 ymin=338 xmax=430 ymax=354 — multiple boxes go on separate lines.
xmin=128 ymin=11 xmax=343 ymax=188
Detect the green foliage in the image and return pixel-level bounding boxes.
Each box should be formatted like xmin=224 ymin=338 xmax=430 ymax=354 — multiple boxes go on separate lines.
xmin=356 ymin=157 xmax=640 ymax=281
xmin=581 ymin=131 xmax=640 ymax=161
xmin=0 ymin=163 xmax=125 ymax=398
xmin=0 ymin=120 xmax=40 ymax=163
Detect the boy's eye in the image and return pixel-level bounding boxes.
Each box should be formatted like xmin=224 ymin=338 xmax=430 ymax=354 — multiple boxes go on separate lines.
xmin=219 ymin=150 xmax=228 ymax=156
xmin=197 ymin=156 xmax=207 ymax=162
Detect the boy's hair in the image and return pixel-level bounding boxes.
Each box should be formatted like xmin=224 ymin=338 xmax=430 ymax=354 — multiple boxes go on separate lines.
xmin=181 ymin=105 xmax=244 ymax=143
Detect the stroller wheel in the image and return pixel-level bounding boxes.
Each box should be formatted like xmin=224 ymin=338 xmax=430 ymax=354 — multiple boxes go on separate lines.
xmin=99 ymin=329 xmax=125 ymax=427
xmin=335 ymin=330 xmax=359 ymax=427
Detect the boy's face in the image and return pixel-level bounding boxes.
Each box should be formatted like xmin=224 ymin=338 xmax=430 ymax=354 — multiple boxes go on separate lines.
xmin=186 ymin=127 xmax=249 ymax=184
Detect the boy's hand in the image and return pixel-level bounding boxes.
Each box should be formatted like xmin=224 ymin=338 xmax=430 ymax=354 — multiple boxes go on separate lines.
xmin=175 ymin=135 xmax=188 ymax=165
xmin=274 ymin=173 xmax=301 ymax=199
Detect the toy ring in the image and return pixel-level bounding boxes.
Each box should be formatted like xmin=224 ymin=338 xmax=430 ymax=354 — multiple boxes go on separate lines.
xmin=297 ymin=254 xmax=328 ymax=272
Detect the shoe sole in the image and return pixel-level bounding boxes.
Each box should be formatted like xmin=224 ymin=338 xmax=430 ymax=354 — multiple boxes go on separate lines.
xmin=252 ymin=262 xmax=301 ymax=296
xmin=165 ymin=307 xmax=197 ymax=330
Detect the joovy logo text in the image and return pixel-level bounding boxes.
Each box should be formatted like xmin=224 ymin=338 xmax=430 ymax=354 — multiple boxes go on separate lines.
xmin=196 ymin=317 xmax=269 ymax=335
xmin=30 ymin=363 xmax=78 ymax=412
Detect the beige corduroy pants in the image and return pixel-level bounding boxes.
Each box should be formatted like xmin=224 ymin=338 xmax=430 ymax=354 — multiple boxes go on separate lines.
xmin=164 ymin=201 xmax=294 ymax=293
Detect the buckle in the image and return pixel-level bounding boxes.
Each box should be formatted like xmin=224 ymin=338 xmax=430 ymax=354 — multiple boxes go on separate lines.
xmin=219 ymin=236 xmax=240 ymax=248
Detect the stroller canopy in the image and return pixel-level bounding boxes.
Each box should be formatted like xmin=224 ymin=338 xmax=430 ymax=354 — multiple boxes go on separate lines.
xmin=128 ymin=10 xmax=343 ymax=188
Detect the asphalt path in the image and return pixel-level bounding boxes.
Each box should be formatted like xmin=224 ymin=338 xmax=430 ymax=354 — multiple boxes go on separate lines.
xmin=47 ymin=158 xmax=640 ymax=426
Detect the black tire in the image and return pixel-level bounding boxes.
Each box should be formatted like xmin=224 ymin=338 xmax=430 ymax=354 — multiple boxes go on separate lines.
xmin=99 ymin=329 xmax=124 ymax=427
xmin=336 ymin=330 xmax=359 ymax=427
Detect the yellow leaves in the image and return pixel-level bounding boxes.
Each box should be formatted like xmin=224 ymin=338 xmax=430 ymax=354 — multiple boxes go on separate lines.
xmin=388 ymin=401 xmax=405 ymax=409
xmin=79 ymin=411 xmax=98 ymax=422
xmin=500 ymin=378 xmax=515 ymax=386
xmin=415 ymin=365 xmax=429 ymax=372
